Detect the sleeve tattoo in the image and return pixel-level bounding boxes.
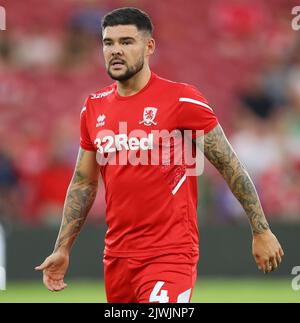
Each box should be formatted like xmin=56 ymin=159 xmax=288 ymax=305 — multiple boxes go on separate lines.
xmin=54 ymin=149 xmax=98 ymax=252
xmin=200 ymin=124 xmax=269 ymax=234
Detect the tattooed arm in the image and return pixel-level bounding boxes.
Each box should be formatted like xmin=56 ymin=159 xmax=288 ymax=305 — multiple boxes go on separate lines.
xmin=202 ymin=125 xmax=269 ymax=234
xmin=54 ymin=148 xmax=99 ymax=252
xmin=196 ymin=124 xmax=284 ymax=273
xmin=35 ymin=148 xmax=99 ymax=291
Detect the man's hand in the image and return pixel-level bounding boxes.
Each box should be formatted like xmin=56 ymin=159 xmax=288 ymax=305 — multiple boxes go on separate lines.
xmin=252 ymin=229 xmax=284 ymax=274
xmin=35 ymin=251 xmax=69 ymax=291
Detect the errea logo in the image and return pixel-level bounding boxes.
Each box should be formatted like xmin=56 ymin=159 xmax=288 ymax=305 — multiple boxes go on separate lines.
xmin=96 ymin=114 xmax=106 ymax=127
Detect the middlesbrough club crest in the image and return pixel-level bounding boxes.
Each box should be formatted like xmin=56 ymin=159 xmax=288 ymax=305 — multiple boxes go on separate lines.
xmin=139 ymin=107 xmax=158 ymax=126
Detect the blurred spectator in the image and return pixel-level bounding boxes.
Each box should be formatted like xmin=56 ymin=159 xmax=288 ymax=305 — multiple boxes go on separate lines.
xmin=34 ymin=153 xmax=73 ymax=226
xmin=0 ymin=150 xmax=20 ymax=224
xmin=231 ymin=113 xmax=283 ymax=179
xmin=13 ymin=23 xmax=63 ymax=70
xmin=0 ymin=33 xmax=13 ymax=68
xmin=69 ymin=2 xmax=106 ymax=36
xmin=259 ymin=161 xmax=300 ymax=221
xmin=239 ymin=74 xmax=278 ymax=119
xmin=12 ymin=124 xmax=49 ymax=225
xmin=261 ymin=55 xmax=289 ymax=108
xmin=60 ymin=24 xmax=97 ymax=69
xmin=213 ymin=0 xmax=268 ymax=39
xmin=287 ymin=43 xmax=300 ymax=111
xmin=211 ymin=0 xmax=270 ymax=57
xmin=285 ymin=44 xmax=300 ymax=162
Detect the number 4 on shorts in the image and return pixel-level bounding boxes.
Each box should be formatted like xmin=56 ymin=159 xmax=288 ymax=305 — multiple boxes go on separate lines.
xmin=149 ymin=281 xmax=169 ymax=303
xmin=149 ymin=281 xmax=192 ymax=303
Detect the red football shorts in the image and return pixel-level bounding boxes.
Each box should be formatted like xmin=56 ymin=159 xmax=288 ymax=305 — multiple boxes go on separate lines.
xmin=103 ymin=252 xmax=199 ymax=303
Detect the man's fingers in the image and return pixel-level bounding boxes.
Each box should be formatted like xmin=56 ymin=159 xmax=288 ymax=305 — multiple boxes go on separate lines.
xmin=257 ymin=261 xmax=265 ymax=273
xmin=260 ymin=263 xmax=267 ymax=274
xmin=255 ymin=256 xmax=275 ymax=273
xmin=35 ymin=258 xmax=53 ymax=271
xmin=257 ymin=254 xmax=282 ymax=274
xmin=270 ymin=257 xmax=278 ymax=271
xmin=51 ymin=279 xmax=67 ymax=292
xmin=55 ymin=281 xmax=68 ymax=291
xmin=51 ymin=279 xmax=62 ymax=290
xmin=57 ymin=279 xmax=68 ymax=289
xmin=35 ymin=264 xmax=44 ymax=271
xmin=263 ymin=256 xmax=279 ymax=273
xmin=262 ymin=264 xmax=268 ymax=274
xmin=255 ymin=257 xmax=263 ymax=272
xmin=279 ymin=247 xmax=284 ymax=257
xmin=263 ymin=259 xmax=273 ymax=274
xmin=43 ymin=276 xmax=55 ymax=291
xmin=276 ymin=252 xmax=282 ymax=265
xmin=43 ymin=276 xmax=67 ymax=292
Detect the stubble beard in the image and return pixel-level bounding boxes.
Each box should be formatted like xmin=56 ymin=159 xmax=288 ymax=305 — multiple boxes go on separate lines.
xmin=107 ymin=56 xmax=144 ymax=82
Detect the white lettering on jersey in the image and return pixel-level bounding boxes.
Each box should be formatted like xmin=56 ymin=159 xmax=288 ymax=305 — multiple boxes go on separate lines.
xmin=115 ymin=134 xmax=128 ymax=151
xmin=94 ymin=134 xmax=153 ymax=154
xmin=91 ymin=89 xmax=114 ymax=100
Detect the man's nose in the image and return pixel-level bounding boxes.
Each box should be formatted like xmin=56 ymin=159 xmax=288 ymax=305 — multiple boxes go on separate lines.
xmin=111 ymin=44 xmax=123 ymax=56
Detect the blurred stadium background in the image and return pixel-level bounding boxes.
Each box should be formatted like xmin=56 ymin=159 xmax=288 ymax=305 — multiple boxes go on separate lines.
xmin=0 ymin=0 xmax=300 ymax=302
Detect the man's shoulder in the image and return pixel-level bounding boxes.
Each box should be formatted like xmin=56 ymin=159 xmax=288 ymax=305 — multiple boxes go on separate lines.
xmin=155 ymin=74 xmax=187 ymax=90
xmin=155 ymin=74 xmax=197 ymax=95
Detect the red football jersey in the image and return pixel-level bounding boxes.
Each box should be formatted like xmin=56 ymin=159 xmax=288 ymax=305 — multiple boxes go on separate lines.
xmin=80 ymin=72 xmax=218 ymax=257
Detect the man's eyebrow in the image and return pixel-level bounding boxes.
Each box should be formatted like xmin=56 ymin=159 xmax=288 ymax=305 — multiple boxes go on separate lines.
xmin=102 ymin=37 xmax=136 ymax=42
xmin=119 ymin=37 xmax=136 ymax=41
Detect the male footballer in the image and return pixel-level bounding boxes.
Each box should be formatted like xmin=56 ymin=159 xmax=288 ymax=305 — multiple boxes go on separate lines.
xmin=36 ymin=7 xmax=284 ymax=303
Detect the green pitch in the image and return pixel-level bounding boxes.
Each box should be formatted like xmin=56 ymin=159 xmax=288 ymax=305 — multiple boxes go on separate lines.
xmin=0 ymin=278 xmax=299 ymax=303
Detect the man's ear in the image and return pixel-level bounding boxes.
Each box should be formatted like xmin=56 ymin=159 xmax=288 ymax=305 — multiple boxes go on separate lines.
xmin=147 ymin=38 xmax=155 ymax=55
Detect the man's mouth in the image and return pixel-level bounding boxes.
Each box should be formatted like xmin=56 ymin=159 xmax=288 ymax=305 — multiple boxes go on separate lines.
xmin=110 ymin=59 xmax=125 ymax=69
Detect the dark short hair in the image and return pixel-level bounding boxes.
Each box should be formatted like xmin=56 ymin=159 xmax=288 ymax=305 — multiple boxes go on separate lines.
xmin=101 ymin=7 xmax=153 ymax=35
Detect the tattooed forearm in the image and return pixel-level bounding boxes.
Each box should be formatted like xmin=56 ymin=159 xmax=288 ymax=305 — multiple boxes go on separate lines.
xmin=201 ymin=125 xmax=269 ymax=234
xmin=54 ymin=150 xmax=98 ymax=252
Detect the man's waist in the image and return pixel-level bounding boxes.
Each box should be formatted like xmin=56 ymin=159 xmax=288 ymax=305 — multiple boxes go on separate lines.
xmin=103 ymin=244 xmax=199 ymax=258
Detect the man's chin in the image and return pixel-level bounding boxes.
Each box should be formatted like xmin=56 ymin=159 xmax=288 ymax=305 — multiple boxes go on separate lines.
xmin=108 ymin=71 xmax=132 ymax=82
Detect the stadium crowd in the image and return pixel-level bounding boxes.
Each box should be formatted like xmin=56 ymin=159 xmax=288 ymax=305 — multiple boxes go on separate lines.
xmin=0 ymin=0 xmax=299 ymax=226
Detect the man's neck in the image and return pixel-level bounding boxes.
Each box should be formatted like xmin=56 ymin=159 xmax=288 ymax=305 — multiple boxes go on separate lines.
xmin=116 ymin=66 xmax=151 ymax=97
